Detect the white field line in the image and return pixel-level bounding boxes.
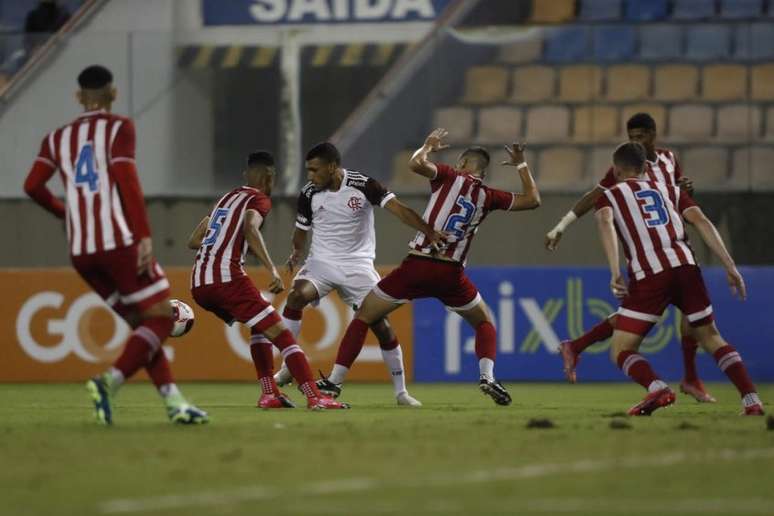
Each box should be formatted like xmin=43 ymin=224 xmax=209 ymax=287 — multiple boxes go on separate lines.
xmin=99 ymin=447 xmax=774 ymax=514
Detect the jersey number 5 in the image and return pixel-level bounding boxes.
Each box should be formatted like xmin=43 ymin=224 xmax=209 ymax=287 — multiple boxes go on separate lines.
xmin=74 ymin=143 xmax=99 ymax=192
xmin=203 ymin=208 xmax=230 ymax=246
xmin=444 ymin=197 xmax=475 ymax=240
xmin=635 ymin=190 xmax=669 ymax=227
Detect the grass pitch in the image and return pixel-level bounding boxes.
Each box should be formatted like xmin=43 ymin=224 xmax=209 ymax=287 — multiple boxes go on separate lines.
xmin=1 ymin=382 xmax=773 ymax=516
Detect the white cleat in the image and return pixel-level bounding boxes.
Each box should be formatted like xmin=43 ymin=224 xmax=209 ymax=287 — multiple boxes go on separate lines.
xmin=397 ymin=391 xmax=422 ymax=407
xmin=274 ymin=366 xmax=293 ymax=388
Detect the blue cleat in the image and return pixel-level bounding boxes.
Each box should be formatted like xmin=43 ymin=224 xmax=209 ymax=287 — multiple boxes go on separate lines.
xmin=86 ymin=376 xmax=113 ymax=425
xmin=167 ymin=403 xmax=209 ymax=425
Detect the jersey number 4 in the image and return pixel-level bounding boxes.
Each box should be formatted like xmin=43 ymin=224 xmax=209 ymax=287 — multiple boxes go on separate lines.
xmin=444 ymin=197 xmax=475 ymax=240
xmin=74 ymin=143 xmax=99 ymax=192
xmin=635 ymin=190 xmax=670 ymax=227
xmin=202 ymin=208 xmax=230 ymax=246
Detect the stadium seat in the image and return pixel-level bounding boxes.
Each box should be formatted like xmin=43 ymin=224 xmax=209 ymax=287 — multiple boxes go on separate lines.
xmin=716 ymin=104 xmax=761 ymax=141
xmin=639 ymin=25 xmax=682 ymax=60
xmin=573 ymin=106 xmax=619 ymax=142
xmin=685 ymin=25 xmax=731 ymax=60
xmin=558 ymin=65 xmax=602 ymax=102
xmin=671 ymin=0 xmax=715 ymax=20
xmin=701 ymin=65 xmax=748 ymax=101
xmin=487 ymin=148 xmax=539 ymax=190
xmin=751 ymin=64 xmax=774 ymax=100
xmin=731 ymin=146 xmax=774 ymax=190
xmin=719 ymin=0 xmax=762 ymax=19
xmin=389 ymin=151 xmax=429 ymax=192
xmin=620 ymin=104 xmax=666 ymax=134
xmin=579 ymin=0 xmax=621 ymax=21
xmin=587 ymin=145 xmax=616 ymax=178
xmin=510 ymin=66 xmax=556 ymax=102
xmin=530 ymin=0 xmax=576 ymax=23
xmin=653 ymin=65 xmax=698 ymax=101
xmin=735 ymin=24 xmax=774 ymax=60
xmin=605 ymin=64 xmax=650 ymax=101
xmin=765 ymin=107 xmax=774 ymax=141
xmin=462 ymin=66 xmax=509 ymax=104
xmin=668 ymin=104 xmax=713 ymax=141
xmin=433 ymin=107 xmax=474 ymax=144
xmin=497 ymin=38 xmax=543 ymax=64
xmin=537 ymin=147 xmax=587 ymax=189
xmin=525 ymin=105 xmax=570 ymax=142
xmin=680 ymin=147 xmax=729 ymax=189
xmin=593 ymin=25 xmax=636 ymax=62
xmin=624 ymin=0 xmax=668 ymax=21
xmin=476 ymin=106 xmax=523 ymax=144
xmin=544 ymin=27 xmax=591 ymax=63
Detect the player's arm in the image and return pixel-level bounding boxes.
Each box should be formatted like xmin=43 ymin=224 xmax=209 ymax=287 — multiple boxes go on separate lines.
xmin=595 ymin=206 xmax=627 ymax=299
xmin=408 ymin=128 xmax=449 ymax=179
xmin=674 ymin=153 xmax=695 ymax=196
xmin=243 ymin=209 xmax=283 ymax=294
xmin=187 ymin=215 xmax=210 ymax=250
xmin=384 ymin=197 xmax=446 ymax=249
xmin=500 ymin=142 xmax=540 ymax=211
xmin=683 ymin=206 xmax=746 ymax=300
xmin=23 ymin=138 xmax=65 ymax=219
xmin=286 ymin=227 xmax=308 ymax=274
xmin=545 ymin=186 xmax=606 ymax=251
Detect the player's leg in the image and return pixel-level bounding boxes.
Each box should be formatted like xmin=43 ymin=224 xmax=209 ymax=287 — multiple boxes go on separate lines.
xmin=274 ymin=279 xmax=321 ymax=386
xmin=678 ymin=314 xmax=716 ymax=403
xmin=369 ymin=317 xmax=420 ymax=406
xmin=559 ymin=313 xmax=618 ymax=384
xmin=249 ymin=331 xmax=295 ymax=409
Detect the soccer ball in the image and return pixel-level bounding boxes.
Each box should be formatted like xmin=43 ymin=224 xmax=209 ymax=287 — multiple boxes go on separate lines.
xmin=170 ymin=299 xmax=195 ymax=337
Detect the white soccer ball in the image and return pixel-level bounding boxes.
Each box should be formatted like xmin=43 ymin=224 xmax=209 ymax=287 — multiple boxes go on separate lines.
xmin=170 ymin=299 xmax=195 ymax=337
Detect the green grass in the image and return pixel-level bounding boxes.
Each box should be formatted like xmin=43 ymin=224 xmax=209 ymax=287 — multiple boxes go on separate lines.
xmin=1 ymin=382 xmax=773 ymax=516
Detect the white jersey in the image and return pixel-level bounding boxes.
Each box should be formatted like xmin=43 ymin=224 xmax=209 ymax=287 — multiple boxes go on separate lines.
xmin=295 ymin=169 xmax=395 ymax=264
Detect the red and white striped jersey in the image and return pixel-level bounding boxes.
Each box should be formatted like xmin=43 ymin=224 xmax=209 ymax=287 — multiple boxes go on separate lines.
xmin=191 ymin=186 xmax=272 ymax=287
xmin=599 ymin=148 xmax=682 ymax=189
xmin=32 ymin=110 xmax=142 ymax=256
xmin=409 ymin=163 xmax=514 ymax=264
xmin=596 ymin=179 xmax=697 ymax=281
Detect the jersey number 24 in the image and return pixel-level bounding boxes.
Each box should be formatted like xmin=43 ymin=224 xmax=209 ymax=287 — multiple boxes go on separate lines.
xmin=444 ymin=197 xmax=475 ymax=239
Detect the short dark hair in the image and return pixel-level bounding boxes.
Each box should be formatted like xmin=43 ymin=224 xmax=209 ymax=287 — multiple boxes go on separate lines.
xmin=626 ymin=112 xmax=656 ymax=133
xmin=77 ymin=65 xmax=113 ymax=89
xmin=613 ymin=142 xmax=646 ymax=172
xmin=305 ymin=142 xmax=341 ymax=165
xmin=461 ymin=146 xmax=490 ymax=170
xmin=247 ymin=150 xmax=274 ymax=169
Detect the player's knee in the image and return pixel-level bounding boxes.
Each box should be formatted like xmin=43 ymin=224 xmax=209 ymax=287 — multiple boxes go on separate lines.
xmin=140 ymin=298 xmax=174 ymax=321
xmin=286 ymin=288 xmax=310 ymax=309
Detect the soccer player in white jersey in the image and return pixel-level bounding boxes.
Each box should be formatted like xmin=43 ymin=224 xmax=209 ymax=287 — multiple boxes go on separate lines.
xmin=545 ymin=113 xmax=714 ymax=404
xmin=273 ymin=142 xmax=445 ymax=405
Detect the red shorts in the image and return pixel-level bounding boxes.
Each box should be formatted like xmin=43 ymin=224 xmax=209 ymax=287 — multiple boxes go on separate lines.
xmin=373 ymin=255 xmax=481 ymax=311
xmin=71 ymin=244 xmax=170 ymax=316
xmin=191 ymin=275 xmax=280 ymax=332
xmin=617 ymin=265 xmax=714 ymax=336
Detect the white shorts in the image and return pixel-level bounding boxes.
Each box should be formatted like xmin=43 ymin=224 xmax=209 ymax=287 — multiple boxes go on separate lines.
xmin=294 ymin=259 xmax=381 ymax=309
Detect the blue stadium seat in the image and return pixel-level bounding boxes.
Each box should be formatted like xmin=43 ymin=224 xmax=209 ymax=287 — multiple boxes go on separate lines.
xmin=624 ymin=0 xmax=668 ymax=21
xmin=720 ymin=0 xmax=762 ymax=19
xmin=544 ymin=27 xmax=591 ymax=63
xmin=672 ymin=0 xmax=715 ymax=20
xmin=735 ymin=23 xmax=774 ymax=60
xmin=579 ymin=0 xmax=621 ymax=21
xmin=593 ymin=25 xmax=636 ymax=62
xmin=639 ymin=25 xmax=682 ymax=60
xmin=685 ymin=25 xmax=730 ymax=60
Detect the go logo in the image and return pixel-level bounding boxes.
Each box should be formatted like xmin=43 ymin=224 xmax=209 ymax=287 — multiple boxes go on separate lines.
xmin=16 ymin=292 xmax=129 ymax=363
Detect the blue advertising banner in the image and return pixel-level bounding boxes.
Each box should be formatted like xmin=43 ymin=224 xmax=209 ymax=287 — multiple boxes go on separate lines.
xmin=413 ymin=267 xmax=774 ymax=382
xmin=202 ymin=0 xmax=452 ymax=26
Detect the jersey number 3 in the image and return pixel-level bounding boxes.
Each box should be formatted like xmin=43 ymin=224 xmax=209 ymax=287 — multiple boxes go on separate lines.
xmin=74 ymin=143 xmax=99 ymax=192
xmin=203 ymin=208 xmax=230 ymax=246
xmin=635 ymin=190 xmax=669 ymax=227
xmin=444 ymin=197 xmax=475 ymax=239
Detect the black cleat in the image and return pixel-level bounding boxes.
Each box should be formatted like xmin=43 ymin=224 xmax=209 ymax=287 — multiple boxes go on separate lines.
xmin=314 ymin=371 xmax=342 ymax=399
xmin=479 ymin=378 xmax=512 ymax=406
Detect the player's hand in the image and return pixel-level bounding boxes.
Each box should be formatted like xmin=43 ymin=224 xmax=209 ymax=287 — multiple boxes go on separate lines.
xmin=268 ymin=268 xmax=285 ymax=294
xmin=501 ymin=141 xmax=526 ymax=167
xmin=726 ymin=267 xmax=746 ymax=301
xmin=610 ymin=274 xmax=628 ymax=299
xmin=286 ymin=249 xmax=302 ymax=274
xmin=424 ymin=128 xmax=450 ymax=153
xmin=137 ymin=237 xmax=155 ymax=278
xmin=545 ymin=229 xmax=563 ymax=251
xmin=678 ymin=176 xmax=695 ymax=195
xmin=425 ymin=229 xmax=448 ymax=253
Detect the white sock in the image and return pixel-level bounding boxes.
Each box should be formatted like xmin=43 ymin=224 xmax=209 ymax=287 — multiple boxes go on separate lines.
xmin=159 ymin=383 xmax=181 ymax=399
xmin=381 ymin=345 xmax=407 ymax=396
xmin=274 ymin=314 xmax=302 ymax=385
xmin=479 ymin=358 xmax=494 ymax=382
xmin=328 ymin=364 xmax=349 ymax=385
xmin=743 ymin=392 xmax=762 ymax=408
xmin=648 ymin=380 xmax=669 ymax=393
xmin=282 ymin=314 xmax=302 ymax=338
xmin=106 ymin=367 xmax=125 ymax=393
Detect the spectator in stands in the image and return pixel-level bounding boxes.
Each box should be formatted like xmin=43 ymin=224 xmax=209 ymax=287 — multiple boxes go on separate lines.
xmin=25 ymin=0 xmax=70 ymax=55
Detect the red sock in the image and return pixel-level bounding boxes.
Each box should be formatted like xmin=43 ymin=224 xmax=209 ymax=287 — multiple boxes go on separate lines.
xmin=713 ymin=345 xmax=756 ymax=396
xmin=379 ymin=337 xmax=398 ymax=351
xmin=145 ymin=349 xmax=174 ymax=388
xmin=570 ymin=318 xmax=614 ymax=354
xmin=681 ymin=336 xmax=699 ymax=383
xmin=474 ymin=321 xmax=497 ymax=360
xmin=272 ymin=329 xmax=319 ymax=398
xmin=616 ymin=350 xmax=659 ymax=389
xmin=114 ymin=316 xmax=173 ymax=379
xmin=250 ymin=333 xmax=278 ymax=395
xmin=335 ymin=319 xmax=369 ymax=368
xmin=282 ymin=306 xmax=303 ymax=320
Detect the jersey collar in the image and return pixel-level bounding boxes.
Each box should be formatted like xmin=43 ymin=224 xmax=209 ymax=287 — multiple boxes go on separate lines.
xmin=78 ymin=109 xmax=107 ymax=118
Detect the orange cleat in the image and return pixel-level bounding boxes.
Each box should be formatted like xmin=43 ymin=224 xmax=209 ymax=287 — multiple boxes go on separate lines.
xmin=627 ymin=387 xmax=676 ymax=416
xmin=742 ymin=404 xmax=765 ymax=416
xmin=257 ymin=392 xmax=295 ymax=409
xmin=679 ymin=380 xmax=717 ymax=403
xmin=307 ymin=396 xmax=350 ymax=410
xmin=559 ymin=340 xmax=579 ymax=384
